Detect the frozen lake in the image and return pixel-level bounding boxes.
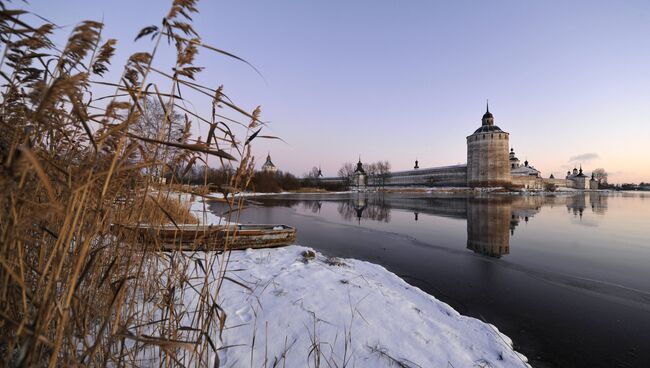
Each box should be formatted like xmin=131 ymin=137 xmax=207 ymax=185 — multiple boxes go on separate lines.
xmin=210 ymin=191 xmax=650 ymax=367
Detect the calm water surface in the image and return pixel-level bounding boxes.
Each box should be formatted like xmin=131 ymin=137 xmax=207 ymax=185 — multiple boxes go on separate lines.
xmin=211 ymin=192 xmax=650 ymax=368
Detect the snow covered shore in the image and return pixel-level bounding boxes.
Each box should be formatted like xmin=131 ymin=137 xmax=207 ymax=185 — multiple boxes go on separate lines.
xmin=177 ymin=195 xmax=529 ymax=366
xmin=181 ymin=246 xmax=530 ymax=367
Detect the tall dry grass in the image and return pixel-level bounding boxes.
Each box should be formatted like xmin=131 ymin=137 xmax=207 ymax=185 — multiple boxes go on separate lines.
xmin=0 ymin=0 xmax=270 ymax=365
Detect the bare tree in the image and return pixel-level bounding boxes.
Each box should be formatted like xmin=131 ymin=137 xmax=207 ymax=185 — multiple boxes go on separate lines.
xmin=301 ymin=166 xmax=322 ymax=187
xmin=131 ymin=97 xmax=189 ymax=163
xmin=377 ymin=160 xmax=392 ymax=188
xmin=308 ymin=166 xmax=321 ymax=178
xmin=365 ymin=162 xmax=378 ymax=186
xmin=593 ymin=168 xmax=608 ymax=186
xmin=337 ymin=162 xmax=355 ymax=185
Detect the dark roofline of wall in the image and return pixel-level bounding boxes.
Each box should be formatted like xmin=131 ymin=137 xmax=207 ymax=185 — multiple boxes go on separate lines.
xmin=320 ymin=164 xmax=468 ymax=181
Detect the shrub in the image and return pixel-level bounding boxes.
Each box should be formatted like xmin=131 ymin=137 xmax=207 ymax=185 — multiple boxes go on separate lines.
xmin=544 ymin=182 xmax=557 ymax=192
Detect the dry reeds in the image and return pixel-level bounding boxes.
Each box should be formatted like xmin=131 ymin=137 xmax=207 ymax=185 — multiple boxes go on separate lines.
xmin=0 ymin=0 xmax=270 ymax=365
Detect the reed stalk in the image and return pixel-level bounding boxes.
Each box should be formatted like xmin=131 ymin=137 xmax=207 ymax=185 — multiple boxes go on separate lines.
xmin=0 ymin=1 xmax=271 ymax=365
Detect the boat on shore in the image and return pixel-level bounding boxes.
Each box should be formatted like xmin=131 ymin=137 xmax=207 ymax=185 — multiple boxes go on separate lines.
xmin=113 ymin=223 xmax=297 ymax=251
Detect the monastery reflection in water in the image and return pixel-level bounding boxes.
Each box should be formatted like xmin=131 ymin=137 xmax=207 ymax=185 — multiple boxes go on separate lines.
xmin=298 ymin=193 xmax=608 ymax=258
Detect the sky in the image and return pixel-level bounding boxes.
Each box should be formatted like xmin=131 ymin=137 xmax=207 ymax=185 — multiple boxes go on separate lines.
xmin=27 ymin=0 xmax=650 ymax=183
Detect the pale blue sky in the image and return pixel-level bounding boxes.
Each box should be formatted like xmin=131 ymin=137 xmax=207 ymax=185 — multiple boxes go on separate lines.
xmin=29 ymin=0 xmax=650 ymax=182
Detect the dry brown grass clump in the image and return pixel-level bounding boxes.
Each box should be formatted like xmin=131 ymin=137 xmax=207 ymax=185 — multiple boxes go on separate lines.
xmin=0 ymin=1 xmax=274 ymax=365
xmin=119 ymin=193 xmax=199 ymax=225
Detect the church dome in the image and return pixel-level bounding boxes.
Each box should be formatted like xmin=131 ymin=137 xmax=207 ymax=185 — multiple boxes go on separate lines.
xmin=480 ymin=101 xmax=495 ymax=126
xmin=473 ymin=125 xmax=503 ymax=134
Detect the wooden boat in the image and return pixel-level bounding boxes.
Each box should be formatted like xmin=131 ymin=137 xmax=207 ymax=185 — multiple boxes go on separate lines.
xmin=113 ymin=223 xmax=296 ymax=251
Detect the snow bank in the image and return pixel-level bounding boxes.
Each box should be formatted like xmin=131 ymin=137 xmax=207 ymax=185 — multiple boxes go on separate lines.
xmin=189 ymin=196 xmax=228 ymax=225
xmin=553 ymin=187 xmax=579 ymax=192
xmin=190 ymin=246 xmax=530 ymax=367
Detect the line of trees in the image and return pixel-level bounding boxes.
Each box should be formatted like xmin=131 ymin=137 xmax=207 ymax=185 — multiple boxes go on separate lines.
xmin=171 ymin=159 xmax=393 ymax=193
xmin=337 ymin=160 xmax=392 ymax=188
xmin=608 ymin=183 xmax=650 ymax=191
xmin=170 ymin=166 xmax=302 ymax=193
xmin=587 ymin=169 xmax=649 ymax=191
xmin=302 ymin=166 xmax=347 ymax=191
xmin=367 ymin=161 xmax=392 ymax=188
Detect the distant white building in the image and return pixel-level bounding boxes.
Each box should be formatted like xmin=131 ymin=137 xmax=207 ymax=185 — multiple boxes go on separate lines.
xmin=565 ymin=166 xmax=598 ymax=190
xmin=261 ymin=153 xmax=277 ymax=173
xmin=510 ymin=148 xmax=541 ymax=178
xmin=508 ymin=148 xmax=543 ymax=189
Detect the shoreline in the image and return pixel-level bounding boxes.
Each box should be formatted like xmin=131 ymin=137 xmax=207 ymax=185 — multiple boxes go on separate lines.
xmin=185 ymin=196 xmax=530 ymax=366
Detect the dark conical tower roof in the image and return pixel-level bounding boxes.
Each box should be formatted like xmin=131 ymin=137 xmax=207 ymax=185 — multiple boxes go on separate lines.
xmin=482 ymin=100 xmax=494 ymax=122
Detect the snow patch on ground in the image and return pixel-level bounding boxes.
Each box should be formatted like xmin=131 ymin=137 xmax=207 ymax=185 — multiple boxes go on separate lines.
xmin=183 ymin=245 xmax=530 ymax=367
xmin=553 ymin=187 xmax=579 ymax=192
xmin=189 ymin=196 xmax=228 ymax=225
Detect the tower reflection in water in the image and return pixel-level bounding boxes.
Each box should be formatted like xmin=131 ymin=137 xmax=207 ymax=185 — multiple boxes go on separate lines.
xmin=331 ymin=193 xmax=607 ymax=258
xmin=466 ymin=197 xmax=513 ymax=258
